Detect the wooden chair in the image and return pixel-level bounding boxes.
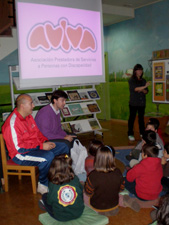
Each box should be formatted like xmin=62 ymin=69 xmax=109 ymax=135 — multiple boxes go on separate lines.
xmin=0 ymin=134 xmax=37 ymax=194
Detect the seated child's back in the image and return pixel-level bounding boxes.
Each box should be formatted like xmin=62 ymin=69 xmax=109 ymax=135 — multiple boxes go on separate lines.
xmin=127 ymin=144 xmax=163 ymax=200
xmin=85 ymin=145 xmax=124 ymax=211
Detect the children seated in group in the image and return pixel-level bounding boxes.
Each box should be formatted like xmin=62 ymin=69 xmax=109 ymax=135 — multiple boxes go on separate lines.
xmin=161 ymin=143 xmax=169 ymax=193
xmin=84 ymin=145 xmax=125 ymax=216
xmin=150 ymin=194 xmax=169 ymax=225
xmin=126 ymin=118 xmax=164 ymax=162
xmin=85 ymin=139 xmax=104 ymax=175
xmin=125 ymin=144 xmax=163 ymax=201
xmin=39 ymin=154 xmax=84 ymax=221
xmin=127 ymin=129 xmax=164 ymax=168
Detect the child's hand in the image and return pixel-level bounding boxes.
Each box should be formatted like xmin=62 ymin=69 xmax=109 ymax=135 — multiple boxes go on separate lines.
xmin=161 ymin=156 xmax=167 ymax=165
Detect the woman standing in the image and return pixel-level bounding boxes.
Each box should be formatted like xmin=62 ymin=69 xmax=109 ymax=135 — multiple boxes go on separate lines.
xmin=128 ymin=64 xmax=150 ymax=141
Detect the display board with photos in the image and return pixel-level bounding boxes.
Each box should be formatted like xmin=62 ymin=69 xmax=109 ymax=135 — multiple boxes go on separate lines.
xmin=61 ymin=101 xmax=101 ymax=117
xmin=66 ymin=89 xmax=100 ymax=102
xmin=61 ymin=118 xmax=102 ymax=134
xmin=152 ymin=59 xmax=169 ymax=103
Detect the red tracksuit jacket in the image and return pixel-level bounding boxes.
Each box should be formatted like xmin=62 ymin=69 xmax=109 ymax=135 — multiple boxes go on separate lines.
xmin=2 ymin=108 xmax=48 ymax=159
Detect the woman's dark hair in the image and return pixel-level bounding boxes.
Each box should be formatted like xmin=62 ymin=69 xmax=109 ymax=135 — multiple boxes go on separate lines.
xmin=156 ymin=194 xmax=169 ymax=225
xmin=48 ymin=154 xmax=74 ymax=185
xmin=148 ymin=118 xmax=160 ymax=130
xmin=142 ymin=130 xmax=156 ymax=145
xmin=94 ymin=145 xmax=116 ymax=172
xmin=88 ymin=139 xmax=104 ymax=156
xmin=51 ymin=90 xmax=68 ymax=104
xmin=142 ymin=144 xmax=159 ymax=157
xmin=132 ymin=64 xmax=144 ymax=79
xmin=164 ymin=143 xmax=169 ymax=154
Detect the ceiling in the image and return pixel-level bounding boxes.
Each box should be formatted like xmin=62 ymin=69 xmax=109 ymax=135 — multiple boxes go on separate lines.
xmin=102 ymin=0 xmax=163 ymax=26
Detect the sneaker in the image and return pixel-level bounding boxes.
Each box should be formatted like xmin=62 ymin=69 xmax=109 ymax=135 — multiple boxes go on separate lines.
xmin=37 ymin=182 xmax=48 ymax=195
xmin=123 ymin=195 xmax=140 ymax=212
xmin=38 ymin=200 xmax=46 ymax=211
xmin=128 ymin=135 xmax=135 ymax=141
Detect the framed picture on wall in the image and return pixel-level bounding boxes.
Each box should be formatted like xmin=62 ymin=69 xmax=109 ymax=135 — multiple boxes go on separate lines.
xmin=153 ymin=62 xmax=165 ymax=81
xmin=153 ymin=82 xmax=165 ymax=101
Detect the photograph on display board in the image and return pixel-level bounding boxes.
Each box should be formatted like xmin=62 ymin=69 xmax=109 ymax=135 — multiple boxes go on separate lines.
xmin=68 ymin=104 xmax=84 ymax=115
xmin=67 ymin=90 xmax=81 ymax=101
xmin=71 ymin=123 xmax=83 ymax=133
xmin=87 ymin=103 xmax=100 ymax=113
xmin=61 ymin=123 xmax=72 ymax=133
xmin=89 ymin=119 xmax=100 ymax=130
xmin=153 ymin=62 xmax=165 ymax=81
xmin=154 ymin=82 xmax=165 ymax=101
xmin=61 ymin=107 xmax=71 ymax=117
xmin=166 ymin=75 xmax=169 ymax=101
xmin=87 ymin=90 xmax=99 ymax=99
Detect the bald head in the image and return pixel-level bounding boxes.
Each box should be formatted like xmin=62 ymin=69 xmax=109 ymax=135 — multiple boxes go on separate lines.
xmin=16 ymin=94 xmax=34 ymax=118
xmin=16 ymin=94 xmax=32 ymax=109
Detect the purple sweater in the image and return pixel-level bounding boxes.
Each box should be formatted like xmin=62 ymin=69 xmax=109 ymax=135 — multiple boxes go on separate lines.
xmin=35 ymin=104 xmax=66 ymax=140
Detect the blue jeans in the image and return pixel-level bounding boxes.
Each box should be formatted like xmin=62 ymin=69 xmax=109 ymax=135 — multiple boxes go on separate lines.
xmin=12 ymin=142 xmax=69 ymax=186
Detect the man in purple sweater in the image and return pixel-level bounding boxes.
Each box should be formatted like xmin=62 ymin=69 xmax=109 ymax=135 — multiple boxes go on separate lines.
xmin=35 ymin=90 xmax=76 ymax=149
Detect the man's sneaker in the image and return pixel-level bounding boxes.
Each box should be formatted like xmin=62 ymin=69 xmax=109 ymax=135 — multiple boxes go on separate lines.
xmin=123 ymin=195 xmax=140 ymax=212
xmin=38 ymin=200 xmax=46 ymax=211
xmin=128 ymin=135 xmax=135 ymax=141
xmin=37 ymin=182 xmax=48 ymax=195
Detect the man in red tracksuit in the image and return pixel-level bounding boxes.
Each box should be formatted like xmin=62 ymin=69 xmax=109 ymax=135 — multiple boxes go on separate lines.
xmin=2 ymin=94 xmax=69 ymax=194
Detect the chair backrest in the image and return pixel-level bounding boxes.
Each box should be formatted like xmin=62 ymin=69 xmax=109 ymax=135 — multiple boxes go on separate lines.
xmin=0 ymin=134 xmax=7 ymax=168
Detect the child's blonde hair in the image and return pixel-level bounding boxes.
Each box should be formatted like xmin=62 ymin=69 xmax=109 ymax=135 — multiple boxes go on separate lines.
xmin=94 ymin=145 xmax=116 ymax=172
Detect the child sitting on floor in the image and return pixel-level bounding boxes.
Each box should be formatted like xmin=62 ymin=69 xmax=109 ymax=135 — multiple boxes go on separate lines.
xmin=129 ymin=130 xmax=163 ymax=168
xmin=126 ymin=119 xmax=164 ymax=161
xmin=161 ymin=143 xmax=169 ymax=193
xmin=85 ymin=139 xmax=104 ymax=175
xmin=39 ymin=154 xmax=84 ymax=221
xmin=84 ymin=145 xmax=126 ymax=216
xmin=150 ymin=194 xmax=169 ymax=225
xmin=126 ymin=144 xmax=163 ymax=201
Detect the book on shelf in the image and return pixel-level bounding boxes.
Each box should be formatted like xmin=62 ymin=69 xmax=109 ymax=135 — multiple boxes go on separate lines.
xmin=68 ymin=103 xmax=84 ymax=115
xmin=67 ymin=90 xmax=81 ymax=101
xmin=89 ymin=119 xmax=100 ymax=130
xmin=71 ymin=123 xmax=83 ymax=133
xmin=61 ymin=107 xmax=71 ymax=116
xmin=87 ymin=90 xmax=99 ymax=99
xmin=87 ymin=103 xmax=100 ymax=112
xmin=79 ymin=92 xmax=89 ymax=100
xmin=45 ymin=93 xmax=53 ymax=101
xmin=61 ymin=123 xmax=72 ymax=133
xmin=37 ymin=96 xmax=50 ymax=104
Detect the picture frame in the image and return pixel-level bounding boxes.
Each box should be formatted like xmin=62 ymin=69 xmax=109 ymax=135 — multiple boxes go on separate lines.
xmin=67 ymin=90 xmax=81 ymax=101
xmin=153 ymin=62 xmax=165 ymax=81
xmin=87 ymin=90 xmax=99 ymax=99
xmin=61 ymin=107 xmax=71 ymax=117
xmin=68 ymin=104 xmax=84 ymax=115
xmin=153 ymin=82 xmax=165 ymax=101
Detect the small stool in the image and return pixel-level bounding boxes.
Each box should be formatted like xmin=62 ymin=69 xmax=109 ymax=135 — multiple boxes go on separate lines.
xmin=39 ymin=205 xmax=109 ymax=225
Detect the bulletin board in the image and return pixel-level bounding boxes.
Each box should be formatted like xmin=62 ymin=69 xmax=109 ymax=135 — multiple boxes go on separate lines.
xmin=152 ymin=59 xmax=169 ymax=103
